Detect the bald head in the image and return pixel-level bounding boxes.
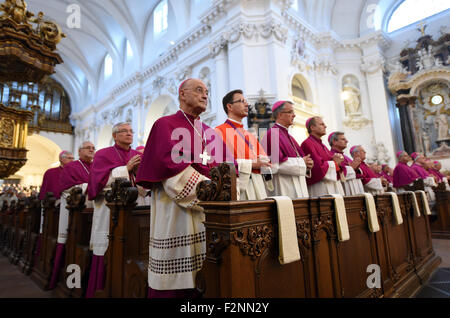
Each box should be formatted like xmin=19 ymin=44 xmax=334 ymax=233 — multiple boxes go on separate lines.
xmin=178 ymin=78 xmax=208 ymax=118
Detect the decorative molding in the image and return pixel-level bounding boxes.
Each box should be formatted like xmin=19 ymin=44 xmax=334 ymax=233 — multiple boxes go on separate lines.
xmin=343 ymin=115 xmax=372 ymax=130
xmin=361 ymin=54 xmax=385 ymax=74
xmin=209 ymin=19 xmax=288 ymax=57
xmin=199 ymin=0 xmax=235 ymax=26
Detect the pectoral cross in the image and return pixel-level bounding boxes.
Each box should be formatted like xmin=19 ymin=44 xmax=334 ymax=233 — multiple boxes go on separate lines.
xmin=199 ymin=149 xmax=211 ymax=165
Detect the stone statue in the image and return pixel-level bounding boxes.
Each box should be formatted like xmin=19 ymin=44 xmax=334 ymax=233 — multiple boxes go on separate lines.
xmin=434 ymin=114 xmax=449 ymax=140
xmin=343 ymin=86 xmax=361 ymax=115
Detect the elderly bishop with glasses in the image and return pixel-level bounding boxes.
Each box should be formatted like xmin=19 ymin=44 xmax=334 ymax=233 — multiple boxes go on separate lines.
xmin=136 ymin=78 xmax=232 ymax=298
xmin=85 ymin=122 xmax=142 ymax=297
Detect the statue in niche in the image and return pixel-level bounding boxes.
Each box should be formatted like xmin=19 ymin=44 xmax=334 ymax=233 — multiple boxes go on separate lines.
xmin=342 ymin=77 xmax=361 ymax=115
xmin=434 ymin=113 xmax=449 ymax=140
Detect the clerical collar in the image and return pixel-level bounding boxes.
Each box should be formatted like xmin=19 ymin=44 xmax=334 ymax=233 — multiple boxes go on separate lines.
xmin=275 ymin=122 xmax=289 ymax=130
xmin=227 ymin=118 xmax=243 ymax=126
xmin=114 ymin=143 xmax=131 ymax=152
xmin=178 ymin=110 xmax=199 ymax=123
xmin=331 ymin=147 xmax=344 ymax=154
xmin=310 ymin=134 xmax=323 ymax=143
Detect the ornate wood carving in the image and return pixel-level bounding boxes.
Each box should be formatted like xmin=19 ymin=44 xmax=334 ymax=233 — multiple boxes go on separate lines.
xmin=231 ymin=225 xmax=274 ymax=260
xmin=196 ymin=163 xmax=237 ymax=201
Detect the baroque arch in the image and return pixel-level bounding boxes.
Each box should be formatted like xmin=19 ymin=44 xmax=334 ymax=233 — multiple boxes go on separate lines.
xmin=13 ymin=134 xmax=62 ymax=186
xmin=143 ymin=94 xmax=177 ymax=140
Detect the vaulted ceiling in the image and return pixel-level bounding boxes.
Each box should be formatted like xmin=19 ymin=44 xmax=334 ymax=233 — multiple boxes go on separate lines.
xmin=22 ymin=0 xmax=403 ymax=114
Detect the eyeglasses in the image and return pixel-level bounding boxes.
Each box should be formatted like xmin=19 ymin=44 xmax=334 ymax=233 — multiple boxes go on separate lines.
xmin=81 ymin=147 xmax=96 ymax=151
xmin=281 ymin=111 xmax=295 ymax=114
xmin=116 ymin=129 xmax=134 ymax=134
xmin=230 ymin=99 xmax=248 ymax=104
xmin=182 ymin=87 xmax=209 ymax=96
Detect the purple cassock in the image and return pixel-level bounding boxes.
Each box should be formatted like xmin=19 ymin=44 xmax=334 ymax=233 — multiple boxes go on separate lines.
xmin=300 ymin=135 xmax=339 ymax=185
xmin=49 ymin=159 xmax=92 ymax=290
xmin=356 ymin=161 xmax=378 ymax=185
xmin=39 ymin=166 xmax=63 ymax=200
xmin=410 ymin=163 xmax=430 ymax=179
xmin=381 ymin=171 xmax=393 ymax=183
xmin=393 ymin=162 xmax=420 ymax=188
xmin=136 ymin=110 xmax=232 ymax=298
xmin=86 ymin=144 xmax=141 ymax=298
xmin=87 ymin=144 xmax=141 ymax=200
xmin=430 ymin=169 xmax=444 ymax=182
xmin=136 ymin=110 xmax=233 ymax=188
xmin=330 ymin=148 xmax=353 ymax=178
xmin=262 ymin=124 xmax=305 ymax=163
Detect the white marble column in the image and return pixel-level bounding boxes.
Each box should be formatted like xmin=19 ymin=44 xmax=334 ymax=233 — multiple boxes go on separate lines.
xmin=213 ymin=48 xmax=229 ymax=125
xmin=361 ymin=52 xmax=396 ymax=167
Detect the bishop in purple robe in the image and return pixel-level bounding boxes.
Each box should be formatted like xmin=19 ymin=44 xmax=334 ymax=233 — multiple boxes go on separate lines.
xmin=350 ymin=145 xmax=384 ymax=194
xmin=328 ymin=132 xmax=365 ymax=195
xmin=300 ymin=117 xmax=344 ymax=196
xmin=262 ymin=101 xmax=313 ymax=198
xmin=393 ymin=151 xmax=420 ymax=190
xmin=49 ymin=141 xmax=95 ymax=289
xmin=86 ymin=123 xmax=142 ymax=298
xmin=136 ymin=78 xmax=233 ymax=298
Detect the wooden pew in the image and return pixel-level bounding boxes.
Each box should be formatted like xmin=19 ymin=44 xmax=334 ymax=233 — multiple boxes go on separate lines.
xmin=0 ymin=200 xmax=7 ymax=251
xmin=18 ymin=195 xmax=42 ymax=275
xmin=1 ymin=200 xmax=16 ymax=257
xmin=94 ymin=179 xmax=150 ymax=298
xmin=430 ymin=182 xmax=450 ymax=239
xmin=30 ymin=192 xmax=60 ymax=290
xmin=9 ymin=198 xmax=27 ymax=264
xmin=54 ymin=187 xmax=94 ymax=298
xmin=195 ymin=163 xmax=441 ymax=298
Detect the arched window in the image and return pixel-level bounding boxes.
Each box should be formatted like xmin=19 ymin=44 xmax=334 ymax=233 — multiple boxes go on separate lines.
xmin=104 ymin=54 xmax=113 ymax=78
xmin=292 ymin=75 xmax=307 ymax=101
xmin=387 ymin=0 xmax=450 ymax=33
xmin=126 ymin=39 xmax=133 ymax=60
xmin=154 ymin=0 xmax=168 ymax=37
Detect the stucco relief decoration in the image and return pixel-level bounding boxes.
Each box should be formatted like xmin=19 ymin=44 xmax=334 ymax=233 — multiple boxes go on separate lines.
xmin=167 ymin=78 xmax=177 ymax=96
xmin=152 ymin=76 xmax=166 ymax=94
xmin=387 ymin=30 xmax=450 ymax=158
xmin=209 ymin=19 xmax=288 ymax=57
xmin=416 ymin=82 xmax=450 ymax=156
xmin=367 ymin=141 xmax=391 ymax=164
xmin=341 ymin=74 xmax=371 ymax=130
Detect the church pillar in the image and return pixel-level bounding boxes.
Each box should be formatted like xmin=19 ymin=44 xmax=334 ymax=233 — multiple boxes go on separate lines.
xmin=213 ymin=48 xmax=229 ymax=125
xmin=395 ymin=96 xmax=417 ymax=154
xmin=361 ymin=43 xmax=396 ymax=166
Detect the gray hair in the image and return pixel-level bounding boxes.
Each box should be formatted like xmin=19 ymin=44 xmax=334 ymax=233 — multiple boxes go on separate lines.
xmin=272 ymin=101 xmax=292 ymax=120
xmin=112 ymin=122 xmax=131 ymax=134
xmin=328 ymin=131 xmax=345 ymax=147
xmin=78 ymin=141 xmax=94 ymax=151
xmin=350 ymin=145 xmax=362 ymax=157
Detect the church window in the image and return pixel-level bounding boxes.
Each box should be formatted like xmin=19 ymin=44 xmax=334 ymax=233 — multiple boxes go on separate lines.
xmin=430 ymin=94 xmax=443 ymax=105
xmin=154 ymin=0 xmax=168 ymax=37
xmin=126 ymin=39 xmax=133 ymax=60
xmin=104 ymin=54 xmax=113 ymax=78
xmin=387 ymin=0 xmax=450 ymax=33
xmin=291 ymin=0 xmax=299 ymax=11
xmin=292 ymin=75 xmax=307 ymax=101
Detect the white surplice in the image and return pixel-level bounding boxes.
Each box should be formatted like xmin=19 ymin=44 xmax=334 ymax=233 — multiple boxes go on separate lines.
xmin=270 ymin=157 xmax=309 ymax=199
xmin=148 ymin=165 xmax=209 ymax=290
xmin=340 ymin=166 xmax=365 ymax=196
xmin=236 ymin=159 xmax=267 ymax=200
xmin=308 ymin=160 xmax=345 ymax=197
xmin=363 ymin=178 xmax=385 ymax=195
xmin=89 ymin=166 xmax=129 ymax=256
